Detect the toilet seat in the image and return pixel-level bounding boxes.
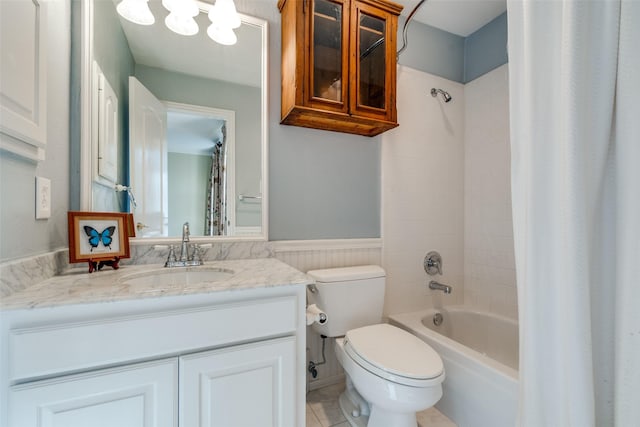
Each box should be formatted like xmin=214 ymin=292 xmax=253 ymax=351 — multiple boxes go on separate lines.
xmin=343 ymin=324 xmax=444 ymax=387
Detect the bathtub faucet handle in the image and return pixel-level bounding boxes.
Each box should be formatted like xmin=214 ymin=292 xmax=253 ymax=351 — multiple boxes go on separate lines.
xmin=424 ymin=251 xmax=443 ymax=275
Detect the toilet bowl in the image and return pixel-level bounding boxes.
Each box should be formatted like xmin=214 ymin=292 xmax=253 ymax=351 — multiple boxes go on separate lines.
xmin=334 ymin=324 xmax=444 ymax=427
xmin=306 ymin=266 xmax=445 ymax=427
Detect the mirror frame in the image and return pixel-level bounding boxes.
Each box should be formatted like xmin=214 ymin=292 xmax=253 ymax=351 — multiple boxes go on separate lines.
xmin=79 ymin=0 xmax=269 ymax=244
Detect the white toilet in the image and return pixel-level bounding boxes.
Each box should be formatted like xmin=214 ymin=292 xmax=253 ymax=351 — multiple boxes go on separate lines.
xmin=307 ymin=265 xmax=445 ymax=427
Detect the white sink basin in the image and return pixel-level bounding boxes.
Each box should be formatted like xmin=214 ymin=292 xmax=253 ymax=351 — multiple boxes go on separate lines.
xmin=120 ymin=267 xmax=235 ymax=288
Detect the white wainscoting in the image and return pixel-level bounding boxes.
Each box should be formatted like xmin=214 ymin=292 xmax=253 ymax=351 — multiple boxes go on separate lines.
xmin=273 ymin=239 xmax=382 ymax=391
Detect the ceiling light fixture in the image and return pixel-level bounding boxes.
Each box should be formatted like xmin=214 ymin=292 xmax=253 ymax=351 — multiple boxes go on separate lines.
xmin=116 ymin=0 xmax=155 ymax=26
xmin=206 ymin=0 xmax=241 ymax=45
xmin=208 ymin=0 xmax=241 ymax=30
xmin=207 ymin=24 xmax=238 ymax=46
xmin=162 ymin=0 xmax=200 ymax=36
xmin=117 ymin=0 xmax=242 ymax=46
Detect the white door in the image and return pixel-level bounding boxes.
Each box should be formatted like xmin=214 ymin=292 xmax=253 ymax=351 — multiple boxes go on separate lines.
xmin=97 ymin=66 xmax=118 ymax=183
xmin=8 ymin=359 xmax=178 ymax=427
xmin=129 ymin=77 xmax=167 ymax=237
xmin=180 ymin=337 xmax=296 ymax=427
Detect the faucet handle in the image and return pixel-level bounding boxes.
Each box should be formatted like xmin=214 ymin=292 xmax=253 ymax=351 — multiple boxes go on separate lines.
xmin=424 ymin=251 xmax=443 ymax=276
xmin=164 ymin=245 xmax=177 ymax=267
xmin=192 ymin=245 xmax=203 ymax=263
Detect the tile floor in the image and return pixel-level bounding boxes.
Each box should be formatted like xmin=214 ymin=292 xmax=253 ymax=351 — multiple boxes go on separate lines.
xmin=306 ymin=382 xmax=457 ymax=427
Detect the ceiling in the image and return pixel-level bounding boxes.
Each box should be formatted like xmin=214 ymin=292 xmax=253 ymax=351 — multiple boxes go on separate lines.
xmin=117 ymin=0 xmax=262 ymax=88
xmin=167 ymin=111 xmax=225 ymax=155
xmin=395 ymin=0 xmax=507 ymax=37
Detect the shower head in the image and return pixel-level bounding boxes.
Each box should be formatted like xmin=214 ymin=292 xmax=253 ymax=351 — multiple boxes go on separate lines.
xmin=431 ymin=88 xmax=452 ymax=103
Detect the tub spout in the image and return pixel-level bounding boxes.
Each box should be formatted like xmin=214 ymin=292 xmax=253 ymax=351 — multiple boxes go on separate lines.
xmin=429 ymin=280 xmax=452 ymax=294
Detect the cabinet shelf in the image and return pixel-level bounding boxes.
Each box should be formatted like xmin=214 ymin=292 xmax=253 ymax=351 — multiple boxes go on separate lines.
xmin=314 ymin=11 xmax=338 ymax=21
xmin=361 ymin=26 xmax=383 ymax=35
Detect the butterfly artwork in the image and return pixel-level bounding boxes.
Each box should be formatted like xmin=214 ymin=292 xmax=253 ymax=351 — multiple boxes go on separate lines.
xmin=68 ymin=212 xmax=131 ymax=271
xmin=84 ymin=225 xmax=116 ymax=251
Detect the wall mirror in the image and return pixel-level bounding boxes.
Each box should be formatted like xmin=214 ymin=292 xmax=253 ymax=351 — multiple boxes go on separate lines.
xmin=79 ymin=0 xmax=268 ymax=241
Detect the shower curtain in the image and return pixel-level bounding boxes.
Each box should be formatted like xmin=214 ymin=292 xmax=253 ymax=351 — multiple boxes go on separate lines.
xmin=205 ymin=125 xmax=227 ymax=236
xmin=507 ymin=0 xmax=639 ymax=425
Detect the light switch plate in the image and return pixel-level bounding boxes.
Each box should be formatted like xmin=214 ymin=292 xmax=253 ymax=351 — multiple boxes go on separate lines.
xmin=35 ymin=176 xmax=51 ymax=219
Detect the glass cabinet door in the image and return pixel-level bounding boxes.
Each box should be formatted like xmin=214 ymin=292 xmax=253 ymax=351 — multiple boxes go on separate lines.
xmin=358 ymin=12 xmax=386 ymax=109
xmin=351 ymin=1 xmax=394 ymax=120
xmin=308 ymin=0 xmax=348 ymax=112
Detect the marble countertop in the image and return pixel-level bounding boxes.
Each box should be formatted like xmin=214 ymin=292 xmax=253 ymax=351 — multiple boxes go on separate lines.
xmin=0 ymin=258 xmax=312 ymax=310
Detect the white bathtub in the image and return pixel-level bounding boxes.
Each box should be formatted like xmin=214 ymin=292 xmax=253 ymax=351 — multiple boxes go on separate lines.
xmin=389 ymin=306 xmax=518 ymax=427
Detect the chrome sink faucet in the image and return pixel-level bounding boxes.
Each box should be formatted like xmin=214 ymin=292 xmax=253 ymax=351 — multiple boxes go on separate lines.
xmin=164 ymin=222 xmax=205 ymax=268
xmin=179 ymin=222 xmax=191 ymax=261
xmin=429 ymin=280 xmax=452 ymax=294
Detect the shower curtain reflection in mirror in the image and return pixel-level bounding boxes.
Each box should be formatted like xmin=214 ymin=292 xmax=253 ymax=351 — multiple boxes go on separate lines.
xmin=206 ymin=124 xmax=227 ymax=236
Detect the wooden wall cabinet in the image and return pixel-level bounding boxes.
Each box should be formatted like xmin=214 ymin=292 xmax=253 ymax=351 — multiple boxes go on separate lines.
xmin=279 ymin=0 xmax=402 ymax=137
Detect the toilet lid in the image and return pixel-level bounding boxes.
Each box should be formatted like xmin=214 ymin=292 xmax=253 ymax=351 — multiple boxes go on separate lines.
xmin=345 ymin=324 xmax=444 ymax=384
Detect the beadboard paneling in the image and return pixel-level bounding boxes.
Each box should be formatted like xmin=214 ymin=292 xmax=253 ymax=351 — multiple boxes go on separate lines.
xmin=273 ymin=239 xmax=382 ymax=274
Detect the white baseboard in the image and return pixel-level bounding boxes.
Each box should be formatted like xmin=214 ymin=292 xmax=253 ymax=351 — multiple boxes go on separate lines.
xmin=308 ymin=373 xmax=346 ymax=392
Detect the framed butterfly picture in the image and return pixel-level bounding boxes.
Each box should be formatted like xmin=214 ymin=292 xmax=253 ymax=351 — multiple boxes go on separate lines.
xmin=67 ymin=211 xmax=132 ymax=269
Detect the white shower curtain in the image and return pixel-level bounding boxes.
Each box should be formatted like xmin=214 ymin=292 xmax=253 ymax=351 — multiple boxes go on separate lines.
xmin=507 ymin=0 xmax=639 ymax=425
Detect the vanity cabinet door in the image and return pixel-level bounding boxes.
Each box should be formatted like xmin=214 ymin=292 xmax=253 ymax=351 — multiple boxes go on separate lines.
xmin=8 ymin=359 xmax=178 ymax=427
xmin=180 ymin=337 xmax=296 ymax=427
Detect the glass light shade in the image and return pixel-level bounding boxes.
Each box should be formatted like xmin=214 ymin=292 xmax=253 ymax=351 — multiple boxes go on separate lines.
xmin=162 ymin=0 xmax=199 ymax=35
xmin=165 ymin=13 xmax=199 ymax=35
xmin=207 ymin=24 xmax=237 ymax=46
xmin=162 ymin=0 xmax=199 ymax=15
xmin=208 ymin=0 xmax=241 ymax=29
xmin=116 ymin=0 xmax=155 ymax=26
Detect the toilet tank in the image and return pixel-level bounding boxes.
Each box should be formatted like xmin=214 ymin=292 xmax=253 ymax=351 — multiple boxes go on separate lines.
xmin=306 ymin=265 xmax=385 ymax=337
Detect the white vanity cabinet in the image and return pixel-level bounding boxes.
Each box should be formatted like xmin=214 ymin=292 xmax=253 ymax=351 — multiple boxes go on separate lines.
xmin=180 ymin=337 xmax=296 ymax=426
xmin=9 ymin=359 xmax=178 ymax=427
xmin=1 ymin=284 xmax=306 ymax=427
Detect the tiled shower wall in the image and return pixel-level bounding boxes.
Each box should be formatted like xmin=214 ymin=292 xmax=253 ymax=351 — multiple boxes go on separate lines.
xmin=381 ymin=64 xmax=516 ymax=320
xmin=381 ymin=66 xmax=466 ymax=317
xmin=463 ymin=64 xmax=517 ymax=319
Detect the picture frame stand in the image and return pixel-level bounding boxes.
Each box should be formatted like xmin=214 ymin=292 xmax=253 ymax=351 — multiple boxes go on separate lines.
xmin=87 ymin=257 xmax=121 ymax=273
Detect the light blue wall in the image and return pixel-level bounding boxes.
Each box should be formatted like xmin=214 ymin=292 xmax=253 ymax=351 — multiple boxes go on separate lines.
xmin=92 ymin=0 xmax=135 ymax=211
xmin=0 ymin=0 xmax=71 ymax=262
xmin=70 ymin=0 xmax=82 ymax=211
xmin=167 ymin=153 xmax=210 ymax=236
xmin=464 ymin=13 xmax=508 ymax=83
xmin=269 ymin=129 xmax=381 ymax=240
xmin=396 ymin=12 xmax=508 ymax=84
xmin=397 ymin=17 xmax=465 ymax=83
